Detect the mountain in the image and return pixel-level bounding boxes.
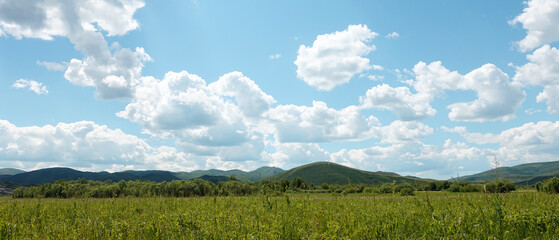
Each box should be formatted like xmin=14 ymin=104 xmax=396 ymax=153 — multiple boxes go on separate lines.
xmin=267 ymin=161 xmax=431 ymax=185
xmin=2 ymin=168 xmax=180 ymax=185
xmin=0 ymin=168 xmax=25 ymax=175
xmin=174 ymin=166 xmax=284 ymax=182
xmin=193 ymin=175 xmax=230 ymax=184
xmin=455 ymin=161 xmax=559 ymax=184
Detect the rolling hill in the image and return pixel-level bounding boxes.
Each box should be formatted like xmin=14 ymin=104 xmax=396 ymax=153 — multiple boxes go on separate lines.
xmin=0 ymin=168 xmax=180 ymax=185
xmin=267 ymin=161 xmax=431 ymax=185
xmin=0 ymin=168 xmax=25 ymax=175
xmin=455 ymin=161 xmax=559 ymax=185
xmin=173 ymin=166 xmax=284 ymax=182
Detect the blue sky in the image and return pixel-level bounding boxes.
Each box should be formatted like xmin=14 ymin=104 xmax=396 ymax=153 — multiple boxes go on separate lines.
xmin=1 ymin=0 xmax=559 ymax=179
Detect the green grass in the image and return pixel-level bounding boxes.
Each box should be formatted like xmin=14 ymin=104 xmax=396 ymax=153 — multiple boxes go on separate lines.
xmin=1 ymin=192 xmax=558 ymax=239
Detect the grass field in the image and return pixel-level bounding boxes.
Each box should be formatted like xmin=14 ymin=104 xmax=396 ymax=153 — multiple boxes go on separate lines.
xmin=1 ymin=191 xmax=558 ymax=239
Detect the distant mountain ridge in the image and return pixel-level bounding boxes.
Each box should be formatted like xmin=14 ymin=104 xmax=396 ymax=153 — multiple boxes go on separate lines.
xmin=174 ymin=166 xmax=284 ymax=182
xmin=0 ymin=168 xmax=180 ymax=185
xmin=0 ymin=166 xmax=284 ymax=185
xmin=0 ymin=168 xmax=25 ymax=175
xmin=267 ymin=161 xmax=432 ymax=185
xmin=455 ymin=161 xmax=559 ymax=185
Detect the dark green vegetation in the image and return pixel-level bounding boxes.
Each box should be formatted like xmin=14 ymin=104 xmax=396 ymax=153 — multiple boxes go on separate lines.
xmin=2 ymin=192 xmax=559 ymax=239
xmin=537 ymin=177 xmax=559 ymax=194
xmin=0 ymin=166 xmax=283 ymax=186
xmin=456 ymin=161 xmax=559 ymax=184
xmin=174 ymin=166 xmax=283 ymax=182
xmin=268 ymin=161 xmax=430 ymax=185
xmin=0 ymin=168 xmax=180 ymax=185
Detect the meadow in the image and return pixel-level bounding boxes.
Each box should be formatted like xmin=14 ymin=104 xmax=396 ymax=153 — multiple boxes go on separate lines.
xmin=1 ymin=191 xmax=559 ymax=239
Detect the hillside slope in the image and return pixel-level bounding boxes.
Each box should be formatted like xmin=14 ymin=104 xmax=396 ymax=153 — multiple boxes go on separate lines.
xmin=174 ymin=166 xmax=283 ymax=182
xmin=2 ymin=168 xmax=180 ymax=185
xmin=267 ymin=161 xmax=430 ymax=185
xmin=0 ymin=168 xmax=25 ymax=175
xmin=455 ymin=161 xmax=559 ymax=184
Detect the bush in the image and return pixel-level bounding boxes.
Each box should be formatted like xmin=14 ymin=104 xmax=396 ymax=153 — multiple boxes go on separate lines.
xmin=539 ymin=177 xmax=559 ymax=194
xmin=394 ymin=183 xmax=414 ymax=193
xmin=400 ymin=187 xmax=414 ymax=196
xmin=484 ymin=179 xmax=515 ymax=193
xmin=377 ymin=184 xmax=393 ymax=194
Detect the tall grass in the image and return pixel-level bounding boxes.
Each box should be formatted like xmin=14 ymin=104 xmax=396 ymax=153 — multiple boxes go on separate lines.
xmin=0 ymin=191 xmax=558 ymax=239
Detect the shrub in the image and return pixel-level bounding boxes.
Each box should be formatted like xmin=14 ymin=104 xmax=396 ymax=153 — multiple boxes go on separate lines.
xmin=400 ymin=187 xmax=414 ymax=196
xmin=377 ymin=184 xmax=393 ymax=194
xmin=484 ymin=179 xmax=515 ymax=193
xmin=540 ymin=177 xmax=559 ymax=194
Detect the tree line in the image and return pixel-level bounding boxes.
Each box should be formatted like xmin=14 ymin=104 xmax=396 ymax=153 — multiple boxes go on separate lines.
xmin=11 ymin=176 xmax=524 ymax=199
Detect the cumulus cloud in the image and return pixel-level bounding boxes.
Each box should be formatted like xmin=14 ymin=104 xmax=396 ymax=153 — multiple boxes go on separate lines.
xmin=64 ymin=42 xmax=151 ymax=99
xmin=0 ymin=0 xmax=149 ymax=99
xmin=0 ymin=119 xmax=198 ymax=172
xmin=445 ymin=121 xmax=559 ymax=166
xmin=294 ymin=24 xmax=378 ymax=91
xmin=208 ymin=72 xmax=276 ymax=118
xmin=0 ymin=0 xmax=144 ymax=40
xmin=117 ymin=71 xmax=275 ymax=165
xmin=330 ymin=140 xmax=490 ymax=179
xmin=11 ymin=79 xmax=48 ymax=95
xmin=514 ymin=45 xmax=559 ymax=113
xmin=266 ymin=101 xmax=379 ymax=143
xmin=360 ymin=84 xmax=436 ymax=121
xmin=376 ymin=120 xmax=433 ymax=144
xmin=510 ymin=0 xmax=559 ymax=52
xmin=446 ymin=64 xmax=525 ymax=122
xmin=264 ymin=142 xmax=330 ymax=169
xmin=412 ymin=61 xmax=525 ymax=122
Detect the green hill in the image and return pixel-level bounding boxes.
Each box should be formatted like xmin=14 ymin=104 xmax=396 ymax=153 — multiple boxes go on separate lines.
xmin=455 ymin=161 xmax=559 ymax=184
xmin=3 ymin=168 xmax=179 ymax=185
xmin=0 ymin=168 xmax=25 ymax=175
xmin=267 ymin=161 xmax=431 ymax=185
xmin=174 ymin=166 xmax=283 ymax=182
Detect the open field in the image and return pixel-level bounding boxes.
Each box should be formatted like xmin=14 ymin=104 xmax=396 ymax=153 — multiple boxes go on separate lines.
xmin=1 ymin=191 xmax=559 ymax=239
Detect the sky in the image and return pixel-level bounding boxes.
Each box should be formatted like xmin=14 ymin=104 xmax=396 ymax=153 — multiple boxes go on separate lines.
xmin=1 ymin=0 xmax=559 ymax=179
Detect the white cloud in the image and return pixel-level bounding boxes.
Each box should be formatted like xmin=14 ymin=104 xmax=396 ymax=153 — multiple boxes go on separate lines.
xmin=36 ymin=60 xmax=67 ymax=71
xmin=294 ymin=24 xmax=378 ymax=91
xmin=264 ymin=142 xmax=330 ymax=169
xmin=0 ymin=119 xmax=198 ymax=172
xmin=366 ymin=75 xmax=384 ymax=81
xmin=208 ymin=71 xmax=276 ymax=118
xmin=330 ymin=140 xmax=490 ymax=179
xmin=446 ymin=64 xmax=525 ymax=122
xmin=445 ymin=121 xmax=559 ymax=166
xmin=377 ymin=120 xmax=433 ymax=144
xmin=269 ymin=53 xmax=281 ymax=60
xmin=536 ymin=85 xmax=559 ymax=113
xmin=412 ymin=61 xmax=525 ymax=122
xmin=385 ymin=32 xmax=399 ymax=39
xmin=372 ymin=64 xmax=384 ymax=70
xmin=510 ymin=0 xmax=559 ymax=52
xmin=64 ymin=39 xmax=152 ymax=99
xmin=514 ymin=45 xmax=559 ymax=113
xmin=0 ymin=0 xmax=149 ymax=100
xmin=117 ymin=71 xmax=274 ymax=165
xmin=266 ymin=101 xmax=379 ymax=143
xmin=360 ymin=84 xmax=436 ymax=121
xmin=11 ymin=79 xmax=48 ymax=95
xmin=0 ymin=0 xmax=144 ymax=40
